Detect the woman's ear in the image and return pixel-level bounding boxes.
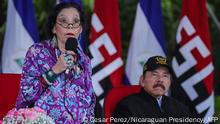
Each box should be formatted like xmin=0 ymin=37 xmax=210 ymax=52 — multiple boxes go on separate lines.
xmin=79 ymin=26 xmax=83 ymax=34
xmin=52 ymin=26 xmax=56 ymax=34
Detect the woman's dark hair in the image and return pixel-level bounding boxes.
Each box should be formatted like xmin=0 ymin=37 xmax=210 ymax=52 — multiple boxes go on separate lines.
xmin=46 ymin=2 xmax=85 ymax=39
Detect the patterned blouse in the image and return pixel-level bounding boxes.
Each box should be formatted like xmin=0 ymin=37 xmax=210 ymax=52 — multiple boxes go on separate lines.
xmin=16 ymin=40 xmax=96 ymax=124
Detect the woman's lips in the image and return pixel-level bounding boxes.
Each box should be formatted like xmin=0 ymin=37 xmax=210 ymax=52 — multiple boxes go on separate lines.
xmin=66 ymin=33 xmax=74 ymax=36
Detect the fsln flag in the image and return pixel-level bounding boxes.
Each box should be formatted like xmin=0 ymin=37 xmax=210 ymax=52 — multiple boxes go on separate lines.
xmin=89 ymin=0 xmax=123 ymax=107
xmin=171 ymin=0 xmax=214 ymax=122
xmin=1 ymin=0 xmax=39 ymax=73
xmin=126 ymin=0 xmax=166 ymax=85
xmin=57 ymin=0 xmax=87 ymax=52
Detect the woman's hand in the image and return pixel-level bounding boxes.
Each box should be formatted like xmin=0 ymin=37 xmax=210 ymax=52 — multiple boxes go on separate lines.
xmin=52 ymin=51 xmax=77 ymax=74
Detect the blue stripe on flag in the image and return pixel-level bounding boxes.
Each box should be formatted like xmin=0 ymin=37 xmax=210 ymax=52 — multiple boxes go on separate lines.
xmin=13 ymin=0 xmax=39 ymax=43
xmin=140 ymin=0 xmax=167 ymax=54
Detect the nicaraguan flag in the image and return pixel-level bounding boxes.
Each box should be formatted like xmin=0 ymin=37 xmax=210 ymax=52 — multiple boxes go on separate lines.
xmin=125 ymin=0 xmax=167 ymax=84
xmin=1 ymin=0 xmax=39 ymax=73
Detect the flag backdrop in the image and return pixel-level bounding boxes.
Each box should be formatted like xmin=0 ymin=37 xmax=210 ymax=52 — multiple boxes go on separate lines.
xmin=171 ymin=0 xmax=214 ymax=122
xmin=125 ymin=0 xmax=166 ymax=85
xmin=1 ymin=0 xmax=39 ymax=73
xmin=89 ymin=0 xmax=123 ymax=110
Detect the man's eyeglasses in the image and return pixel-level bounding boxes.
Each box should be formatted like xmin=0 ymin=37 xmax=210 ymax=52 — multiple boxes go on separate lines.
xmin=56 ymin=18 xmax=81 ymax=29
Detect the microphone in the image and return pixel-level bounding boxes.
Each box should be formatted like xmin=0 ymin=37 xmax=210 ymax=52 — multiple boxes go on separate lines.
xmin=65 ymin=37 xmax=78 ymax=74
xmin=65 ymin=37 xmax=78 ymax=53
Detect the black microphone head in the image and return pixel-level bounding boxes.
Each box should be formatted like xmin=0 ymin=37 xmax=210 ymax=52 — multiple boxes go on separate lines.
xmin=65 ymin=37 xmax=78 ymax=52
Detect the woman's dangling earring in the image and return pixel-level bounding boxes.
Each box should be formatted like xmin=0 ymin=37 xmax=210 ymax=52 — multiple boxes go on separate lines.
xmin=77 ymin=33 xmax=83 ymax=50
xmin=78 ymin=33 xmax=81 ymax=42
xmin=52 ymin=35 xmax=58 ymax=47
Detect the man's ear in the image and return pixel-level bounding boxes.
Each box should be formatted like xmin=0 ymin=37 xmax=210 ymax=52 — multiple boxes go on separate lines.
xmin=140 ymin=75 xmax=144 ymax=87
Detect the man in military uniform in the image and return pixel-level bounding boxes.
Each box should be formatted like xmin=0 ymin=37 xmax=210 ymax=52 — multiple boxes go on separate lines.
xmin=113 ymin=56 xmax=191 ymax=123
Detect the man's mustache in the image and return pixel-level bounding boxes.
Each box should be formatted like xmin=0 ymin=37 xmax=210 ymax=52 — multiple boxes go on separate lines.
xmin=153 ymin=84 xmax=165 ymax=90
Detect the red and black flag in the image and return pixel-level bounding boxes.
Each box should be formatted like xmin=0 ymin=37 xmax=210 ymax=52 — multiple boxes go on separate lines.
xmin=89 ymin=0 xmax=124 ymax=116
xmin=171 ymin=0 xmax=214 ymax=122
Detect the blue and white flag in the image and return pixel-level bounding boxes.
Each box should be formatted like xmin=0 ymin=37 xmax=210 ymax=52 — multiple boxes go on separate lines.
xmin=125 ymin=0 xmax=167 ymax=84
xmin=1 ymin=0 xmax=39 ymax=73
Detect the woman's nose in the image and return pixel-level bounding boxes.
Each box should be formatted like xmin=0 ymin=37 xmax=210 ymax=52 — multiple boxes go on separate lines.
xmin=67 ymin=24 xmax=74 ymax=29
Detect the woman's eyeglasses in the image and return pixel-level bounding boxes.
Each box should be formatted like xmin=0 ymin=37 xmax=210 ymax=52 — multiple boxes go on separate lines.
xmin=56 ymin=18 xmax=81 ymax=29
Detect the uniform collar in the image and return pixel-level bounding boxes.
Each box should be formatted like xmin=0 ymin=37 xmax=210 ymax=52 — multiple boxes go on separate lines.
xmin=139 ymin=88 xmax=165 ymax=108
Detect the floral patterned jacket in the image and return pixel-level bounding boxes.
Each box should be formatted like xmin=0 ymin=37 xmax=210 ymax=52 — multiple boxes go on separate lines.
xmin=16 ymin=40 xmax=96 ymax=124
